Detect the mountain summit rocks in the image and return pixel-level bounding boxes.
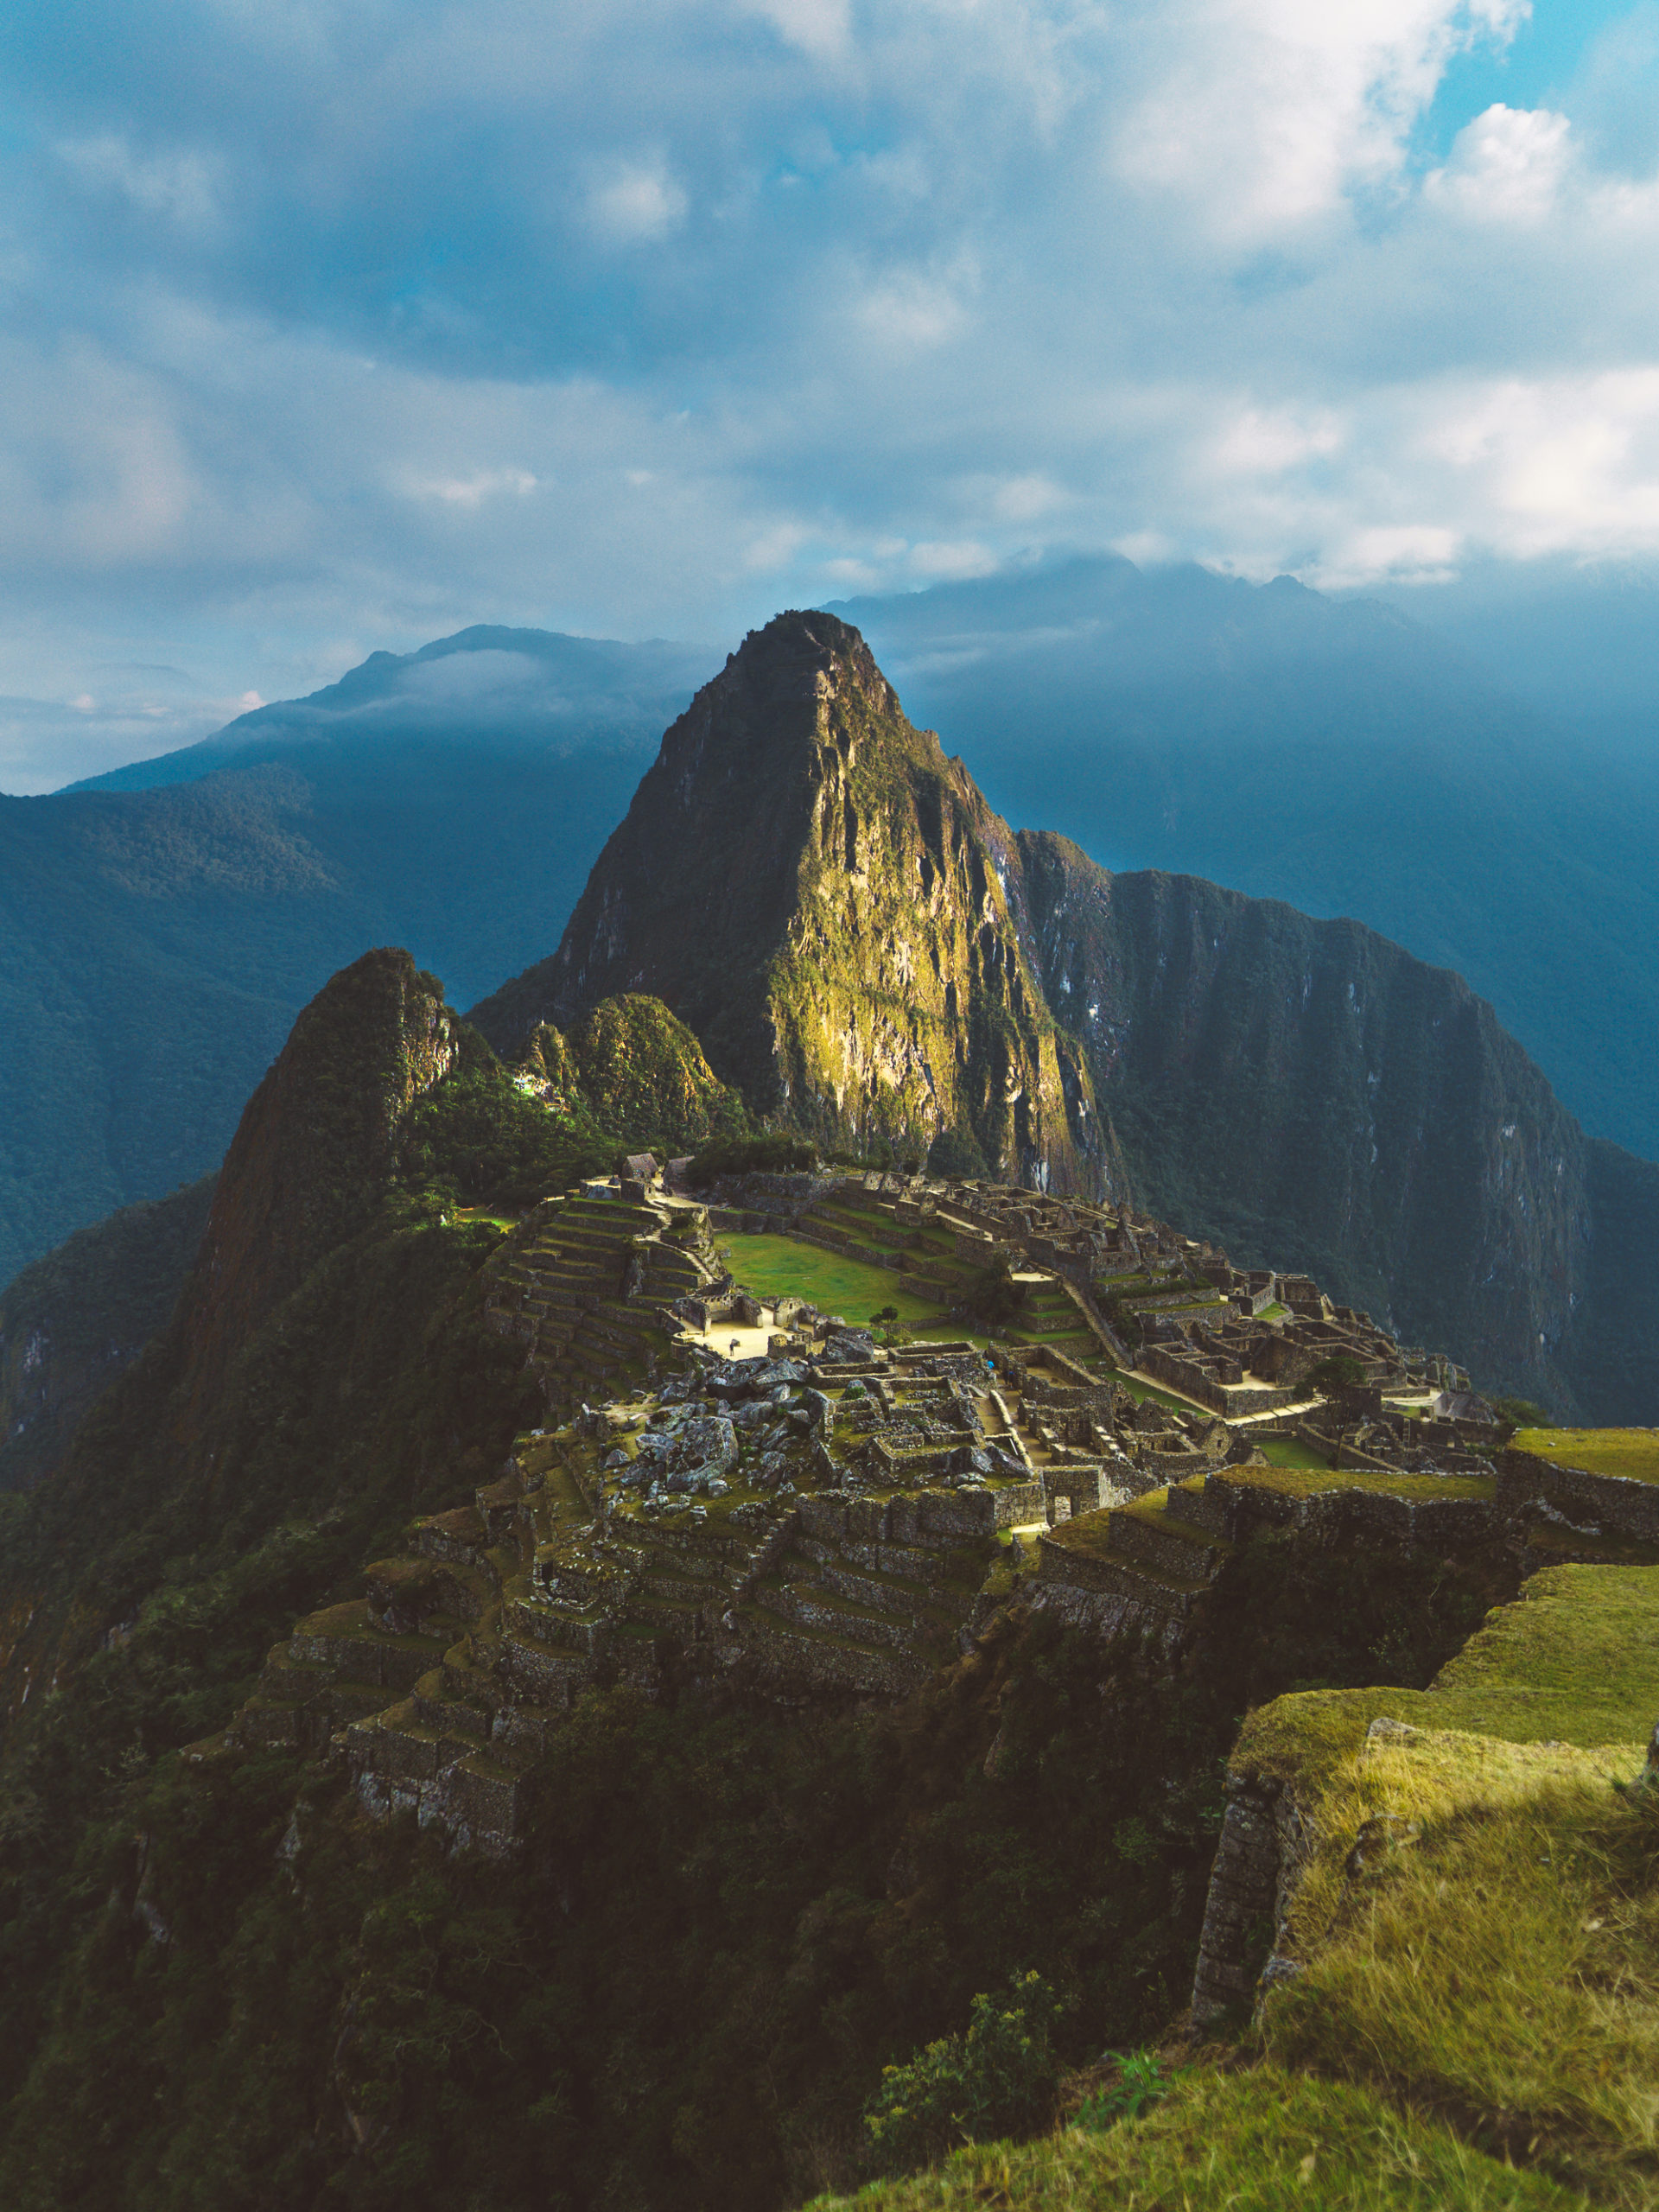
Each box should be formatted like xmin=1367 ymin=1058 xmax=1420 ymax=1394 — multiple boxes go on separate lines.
xmin=471 ymin=611 xmax=1109 ymax=1195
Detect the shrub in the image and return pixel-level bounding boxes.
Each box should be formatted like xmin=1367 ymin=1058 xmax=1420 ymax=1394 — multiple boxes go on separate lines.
xmin=1492 ymin=1395 xmax=1552 ymax=1428
xmin=1072 ymin=2048 xmax=1168 ymax=2132
xmin=869 ymin=1304 xmax=910 ymax=1346
xmin=864 ymin=1970 xmax=1065 ymax=2173
xmin=964 ymin=1257 xmax=1030 ymax=1328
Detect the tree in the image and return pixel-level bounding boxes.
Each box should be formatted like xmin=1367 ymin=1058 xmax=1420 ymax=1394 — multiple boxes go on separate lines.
xmin=869 ymin=1304 xmax=909 ymax=1347
xmin=1304 ymin=1354 xmax=1367 ymax=1398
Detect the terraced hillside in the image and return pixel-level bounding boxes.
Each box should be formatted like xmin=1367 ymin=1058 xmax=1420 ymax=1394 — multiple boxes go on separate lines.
xmin=483 ymin=1188 xmax=714 ymax=1409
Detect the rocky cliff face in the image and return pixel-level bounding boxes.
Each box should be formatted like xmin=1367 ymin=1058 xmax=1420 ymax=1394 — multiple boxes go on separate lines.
xmin=1014 ymin=839 xmax=1592 ymax=1402
xmin=471 ymin=613 xmax=1104 ymax=1192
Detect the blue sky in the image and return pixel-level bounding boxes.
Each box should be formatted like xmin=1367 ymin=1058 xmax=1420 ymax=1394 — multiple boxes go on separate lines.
xmin=2 ymin=0 xmax=1658 ymax=787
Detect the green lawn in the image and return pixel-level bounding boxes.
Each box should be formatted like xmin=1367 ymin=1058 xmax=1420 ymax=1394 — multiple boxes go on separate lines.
xmin=1516 ymin=1427 xmax=1659 ymax=1485
xmin=721 ymin=1233 xmax=953 ymax=1330
xmin=1256 ymin=1433 xmax=1332 ymax=1471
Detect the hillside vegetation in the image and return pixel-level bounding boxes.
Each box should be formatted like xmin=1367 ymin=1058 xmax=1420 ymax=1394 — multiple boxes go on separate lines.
xmin=0 ymin=945 xmax=1585 ymax=2212
xmin=815 ymin=1563 xmax=1659 ymax=2212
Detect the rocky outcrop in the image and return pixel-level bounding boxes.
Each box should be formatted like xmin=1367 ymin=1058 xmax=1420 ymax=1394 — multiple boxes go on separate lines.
xmin=177 ymin=948 xmax=464 ymax=1404
xmin=470 ymin=613 xmax=1106 ymax=1195
xmin=517 ymin=994 xmax=747 ymax=1154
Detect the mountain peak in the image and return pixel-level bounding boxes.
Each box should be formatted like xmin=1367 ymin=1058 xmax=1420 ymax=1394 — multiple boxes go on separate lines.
xmin=470 ymin=615 xmax=1102 ymax=1192
xmin=177 ymin=948 xmax=463 ymax=1398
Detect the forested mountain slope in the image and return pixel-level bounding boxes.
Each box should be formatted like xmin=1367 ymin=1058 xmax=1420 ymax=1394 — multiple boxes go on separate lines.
xmin=0 ymin=949 xmax=1552 ymax=2210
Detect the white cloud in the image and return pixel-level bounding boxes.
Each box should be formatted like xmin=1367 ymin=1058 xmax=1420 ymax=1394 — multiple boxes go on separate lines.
xmin=748 ymin=0 xmax=852 ymax=63
xmin=1111 ymin=0 xmax=1529 ymax=234
xmin=1208 ymin=404 xmax=1345 ymax=479
xmin=406 ymin=467 xmax=539 ymax=507
xmin=908 ymin=540 xmax=997 ymax=579
xmin=854 ymin=259 xmax=976 ymax=350
xmin=57 ymin=134 xmax=221 ymax=232
xmin=1427 ymin=104 xmax=1573 ymax=223
xmin=12 ymin=0 xmax=1659 ymax=776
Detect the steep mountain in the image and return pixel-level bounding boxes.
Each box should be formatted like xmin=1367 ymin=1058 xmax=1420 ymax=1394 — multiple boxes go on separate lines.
xmin=172 ymin=949 xmax=469 ymax=1408
xmin=0 ymin=1176 xmax=216 ymax=1495
xmin=471 ymin=614 xmax=1106 ymax=1194
xmin=831 ymin=556 xmax=1659 ymax=1164
xmin=0 ymin=949 xmax=546 ymax=1738
xmin=1014 ymin=842 xmax=1599 ymax=1407
xmin=473 ymin=611 xmax=1657 ymax=1419
xmin=0 ymin=628 xmax=710 ymax=1290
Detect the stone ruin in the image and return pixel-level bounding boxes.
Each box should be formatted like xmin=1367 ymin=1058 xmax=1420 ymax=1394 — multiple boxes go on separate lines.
xmin=196 ymin=1168 xmax=1647 ymax=1857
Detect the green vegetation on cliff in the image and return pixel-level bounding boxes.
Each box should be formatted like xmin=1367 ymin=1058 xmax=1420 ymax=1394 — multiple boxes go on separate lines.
xmin=817 ymin=2068 xmax=1580 ymax=2212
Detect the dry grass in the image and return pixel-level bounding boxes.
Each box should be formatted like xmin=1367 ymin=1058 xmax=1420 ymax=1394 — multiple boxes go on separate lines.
xmin=1265 ymin=1768 xmax=1659 ymax=2204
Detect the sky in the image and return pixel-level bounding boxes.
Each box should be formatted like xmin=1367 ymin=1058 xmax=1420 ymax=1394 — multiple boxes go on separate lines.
xmin=3 ymin=0 xmax=1659 ymax=789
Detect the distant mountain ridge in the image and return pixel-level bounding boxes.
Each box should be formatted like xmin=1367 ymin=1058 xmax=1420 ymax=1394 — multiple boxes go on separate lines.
xmin=474 ymin=611 xmax=1659 ymax=1420
xmin=0 ymin=628 xmax=713 ymax=1289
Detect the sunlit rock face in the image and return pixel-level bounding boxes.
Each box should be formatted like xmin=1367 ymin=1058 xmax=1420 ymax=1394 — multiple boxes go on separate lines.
xmin=471 ymin=611 xmax=1107 ymax=1197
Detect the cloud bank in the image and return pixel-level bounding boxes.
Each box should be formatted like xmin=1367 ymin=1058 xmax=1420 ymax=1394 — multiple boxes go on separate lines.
xmin=2 ymin=0 xmax=1657 ymax=785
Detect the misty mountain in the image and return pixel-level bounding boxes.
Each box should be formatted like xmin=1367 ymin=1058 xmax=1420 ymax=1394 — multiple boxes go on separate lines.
xmin=830 ymin=557 xmax=1659 ymax=1163
xmin=0 ymin=628 xmax=713 ymax=1287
